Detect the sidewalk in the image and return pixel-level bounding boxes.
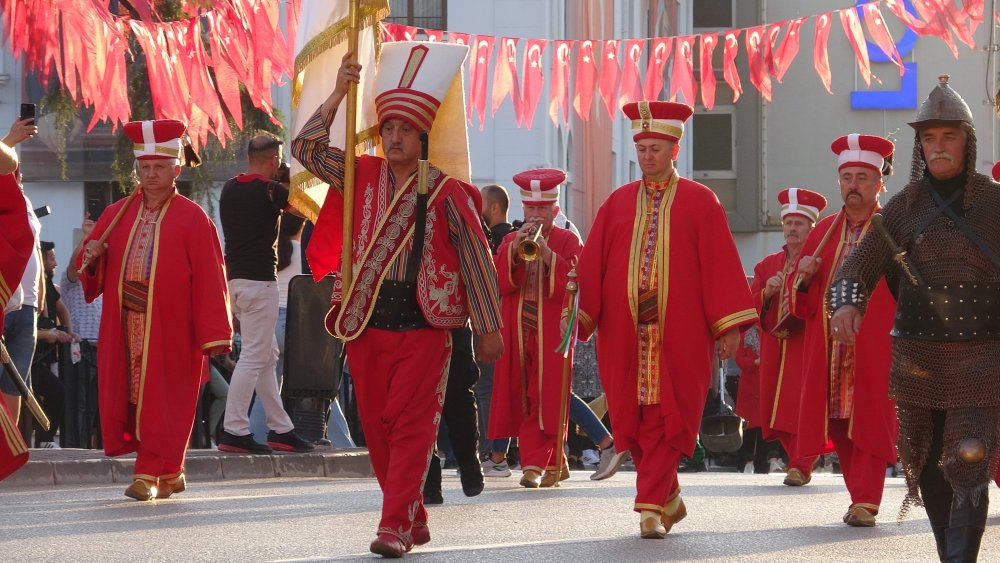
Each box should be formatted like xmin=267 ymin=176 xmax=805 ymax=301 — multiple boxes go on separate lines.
xmin=0 ymin=446 xmax=373 ymax=489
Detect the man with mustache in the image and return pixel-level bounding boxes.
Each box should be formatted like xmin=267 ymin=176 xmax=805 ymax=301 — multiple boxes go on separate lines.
xmin=788 ymin=134 xmax=898 ymax=527
xmin=831 ymin=76 xmax=1000 ymax=562
xmin=292 ymin=43 xmax=502 ymax=557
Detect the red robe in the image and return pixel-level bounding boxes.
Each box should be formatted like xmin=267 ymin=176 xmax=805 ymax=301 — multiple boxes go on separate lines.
xmin=576 ymin=178 xmax=757 ymax=456
xmin=488 ymin=226 xmax=583 ymax=440
xmin=733 ymin=327 xmax=762 ymax=429
xmin=787 ymin=211 xmax=897 ymax=464
xmin=78 ymin=191 xmax=232 ymax=467
xmin=0 ymin=172 xmax=32 ymax=481
xmin=752 ymin=249 xmax=811 ymax=442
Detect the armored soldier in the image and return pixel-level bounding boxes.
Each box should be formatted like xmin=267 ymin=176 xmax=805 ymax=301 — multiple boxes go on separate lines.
xmin=831 ymin=76 xmax=1000 ymax=561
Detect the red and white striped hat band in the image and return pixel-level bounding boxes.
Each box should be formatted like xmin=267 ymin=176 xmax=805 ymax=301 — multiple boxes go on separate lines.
xmin=519 ymin=179 xmax=561 ymax=204
xmin=779 ymin=188 xmax=826 ymax=223
xmin=832 ymin=133 xmax=894 ymax=172
xmin=374 ymin=42 xmax=468 ymax=132
xmin=124 ymin=119 xmax=185 ymax=161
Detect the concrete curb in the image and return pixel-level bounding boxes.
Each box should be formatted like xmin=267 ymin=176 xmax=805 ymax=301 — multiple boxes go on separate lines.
xmin=0 ymin=447 xmax=373 ymax=488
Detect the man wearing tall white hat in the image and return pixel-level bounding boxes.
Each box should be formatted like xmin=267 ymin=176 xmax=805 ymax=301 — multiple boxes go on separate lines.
xmin=572 ymin=101 xmax=757 ymax=539
xmin=788 ymin=133 xmax=898 ymax=527
xmin=750 ymin=188 xmax=827 ymax=485
xmin=77 ymin=119 xmax=232 ymax=501
xmin=488 ymin=168 xmax=583 ymax=489
xmin=292 ymin=43 xmax=502 ymax=557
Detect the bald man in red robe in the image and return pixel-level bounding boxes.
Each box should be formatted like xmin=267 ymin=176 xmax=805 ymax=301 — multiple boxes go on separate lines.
xmin=489 ymin=168 xmax=583 ymax=488
xmin=787 ymin=134 xmax=898 ymax=527
xmin=575 ymin=101 xmax=757 ymax=539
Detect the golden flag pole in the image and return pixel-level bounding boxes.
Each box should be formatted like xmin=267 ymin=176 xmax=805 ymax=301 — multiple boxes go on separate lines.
xmin=340 ymin=0 xmax=361 ymax=293
xmin=552 ymin=266 xmax=578 ymax=486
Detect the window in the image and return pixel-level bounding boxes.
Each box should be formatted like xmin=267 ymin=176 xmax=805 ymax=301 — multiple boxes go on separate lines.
xmin=386 ymin=0 xmax=447 ymax=30
xmin=691 ymin=111 xmax=737 ymax=209
xmin=693 ymin=0 xmax=734 ymax=28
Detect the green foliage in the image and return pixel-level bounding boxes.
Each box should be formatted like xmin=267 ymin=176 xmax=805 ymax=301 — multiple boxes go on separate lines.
xmin=38 ymin=87 xmax=78 ymax=179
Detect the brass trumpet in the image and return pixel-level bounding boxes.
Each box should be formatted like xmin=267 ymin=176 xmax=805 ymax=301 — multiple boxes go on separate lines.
xmin=517 ymin=222 xmax=543 ymax=262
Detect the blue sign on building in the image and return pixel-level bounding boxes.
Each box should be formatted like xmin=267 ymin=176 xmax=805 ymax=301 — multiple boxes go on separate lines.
xmin=850 ymin=0 xmax=919 ymax=110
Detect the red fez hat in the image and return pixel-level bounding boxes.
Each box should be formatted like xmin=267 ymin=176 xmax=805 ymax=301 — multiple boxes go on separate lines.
xmin=992 ymin=161 xmax=1000 ymax=181
xmin=831 ymin=134 xmax=894 ymax=172
xmin=514 ymin=168 xmax=565 ymax=206
xmin=622 ymin=101 xmax=693 ymax=142
xmin=777 ymin=188 xmax=827 ymax=223
xmin=123 ymin=119 xmax=187 ymax=161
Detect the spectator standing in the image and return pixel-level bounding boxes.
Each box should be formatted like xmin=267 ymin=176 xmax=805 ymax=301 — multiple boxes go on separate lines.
xmin=218 ymin=133 xmax=313 ymax=455
xmin=1 ymin=117 xmax=39 ymax=427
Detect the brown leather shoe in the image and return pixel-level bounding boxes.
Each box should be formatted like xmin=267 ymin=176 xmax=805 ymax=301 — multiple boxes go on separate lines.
xmin=539 ymin=463 xmax=571 ymax=487
xmin=369 ymin=533 xmax=405 ymax=558
xmin=124 ymin=479 xmax=156 ymax=501
xmin=411 ymin=523 xmax=430 ymax=548
xmin=155 ymin=473 xmax=186 ymax=499
xmin=844 ymin=506 xmax=877 ymax=527
xmin=783 ymin=467 xmax=811 ymax=487
xmin=661 ymin=497 xmax=687 ymax=533
xmin=519 ymin=469 xmax=541 ymax=488
xmin=640 ymin=514 xmax=667 ymax=539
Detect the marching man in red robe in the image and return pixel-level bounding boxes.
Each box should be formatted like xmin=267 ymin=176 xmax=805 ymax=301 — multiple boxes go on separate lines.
xmin=77 ymin=120 xmax=233 ymax=501
xmin=787 ymin=134 xmax=898 ymax=527
xmin=0 ymin=137 xmax=32 ymax=482
xmin=292 ymin=43 xmax=503 ymax=558
xmin=752 ymin=188 xmax=828 ymax=486
xmin=488 ymin=168 xmax=583 ymax=488
xmin=573 ymin=101 xmax=757 ymax=539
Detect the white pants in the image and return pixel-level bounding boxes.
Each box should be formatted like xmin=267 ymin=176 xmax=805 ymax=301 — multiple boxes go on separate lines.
xmin=223 ymin=279 xmax=294 ymax=436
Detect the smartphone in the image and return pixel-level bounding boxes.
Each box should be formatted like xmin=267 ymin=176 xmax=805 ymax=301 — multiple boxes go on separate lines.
xmin=19 ymin=103 xmax=35 ymax=125
xmin=87 ymin=198 xmax=103 ymax=220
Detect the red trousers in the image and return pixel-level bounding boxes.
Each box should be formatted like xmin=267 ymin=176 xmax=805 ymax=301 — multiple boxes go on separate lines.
xmin=777 ymin=434 xmax=817 ymax=475
xmin=631 ymin=405 xmax=683 ymax=514
xmin=127 ymin=404 xmax=187 ymax=481
xmin=517 ymin=330 xmax=568 ymax=474
xmin=829 ymin=418 xmax=886 ymax=510
xmin=348 ymin=327 xmax=451 ymax=544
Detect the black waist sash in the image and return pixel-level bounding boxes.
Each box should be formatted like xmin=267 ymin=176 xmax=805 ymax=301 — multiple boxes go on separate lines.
xmin=367 ymin=280 xmax=429 ymax=331
xmin=893 ymin=283 xmax=1000 ymax=341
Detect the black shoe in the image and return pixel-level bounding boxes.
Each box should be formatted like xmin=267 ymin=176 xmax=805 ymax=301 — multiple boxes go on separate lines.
xmin=217 ymin=431 xmax=273 ymax=455
xmin=424 ymin=454 xmax=444 ymax=504
xmin=458 ymin=459 xmax=484 ymax=497
xmin=267 ymin=430 xmax=316 ymax=453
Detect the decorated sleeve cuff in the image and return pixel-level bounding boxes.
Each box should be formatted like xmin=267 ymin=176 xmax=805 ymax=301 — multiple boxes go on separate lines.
xmin=710 ymin=309 xmax=759 ymax=338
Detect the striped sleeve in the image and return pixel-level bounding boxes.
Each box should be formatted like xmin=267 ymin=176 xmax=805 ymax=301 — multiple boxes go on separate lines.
xmin=290 ymin=105 xmax=347 ymax=193
xmin=446 ymin=195 xmax=502 ymax=335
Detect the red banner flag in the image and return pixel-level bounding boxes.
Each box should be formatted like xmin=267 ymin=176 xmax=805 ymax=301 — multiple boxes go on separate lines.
xmin=771 ymin=17 xmax=805 ymax=83
xmin=492 ymin=37 xmax=523 ymax=124
xmin=469 ymin=35 xmax=496 ymax=129
xmin=745 ymin=26 xmax=772 ymax=102
xmin=598 ymin=40 xmax=621 ymax=119
xmin=448 ymin=32 xmax=470 ymax=46
xmin=383 ymin=23 xmax=418 ymax=41
xmin=549 ymin=40 xmax=574 ymax=126
xmin=840 ymin=6 xmax=874 ymax=87
xmin=520 ymin=39 xmax=547 ymax=129
xmin=670 ymin=35 xmax=696 ymax=105
xmin=963 ymin=0 xmax=985 ymax=35
xmin=910 ymin=0 xmax=958 ymax=57
xmin=722 ymin=30 xmax=743 ymax=103
xmin=643 ymin=38 xmax=672 ymax=101
xmin=863 ymin=3 xmax=904 ymax=74
xmin=574 ymin=40 xmax=598 ymax=120
xmin=619 ymin=39 xmax=645 ymax=107
xmin=941 ymin=0 xmax=976 ymax=48
xmin=699 ymin=33 xmax=718 ymax=110
xmin=813 ymin=12 xmax=834 ymax=94
xmin=423 ymin=29 xmax=443 ymax=42
xmin=764 ymin=21 xmax=783 ymax=77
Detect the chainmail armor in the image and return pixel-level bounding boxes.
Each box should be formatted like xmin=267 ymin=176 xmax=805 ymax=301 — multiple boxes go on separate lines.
xmin=837 ymin=147 xmax=1000 ymax=516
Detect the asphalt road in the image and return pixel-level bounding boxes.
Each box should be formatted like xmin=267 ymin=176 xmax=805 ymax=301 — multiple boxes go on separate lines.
xmin=1 ymin=470 xmax=996 ymax=562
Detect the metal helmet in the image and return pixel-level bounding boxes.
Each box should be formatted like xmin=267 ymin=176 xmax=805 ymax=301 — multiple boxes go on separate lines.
xmin=908 ymin=75 xmax=974 ymax=131
xmin=699 ymin=414 xmax=744 ymax=453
